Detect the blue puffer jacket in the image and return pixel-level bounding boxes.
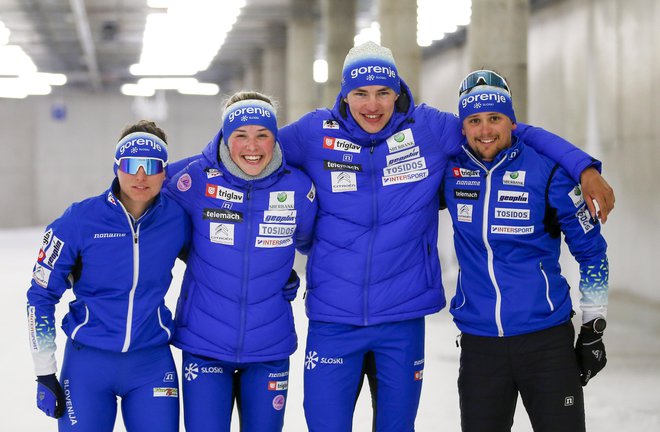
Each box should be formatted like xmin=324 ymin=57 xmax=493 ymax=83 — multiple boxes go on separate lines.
xmin=443 ymin=140 xmax=608 ymax=337
xmin=165 ymin=132 xmax=317 ymax=363
xmin=278 ymin=80 xmax=598 ymax=327
xmin=27 ymin=179 xmax=190 ymax=375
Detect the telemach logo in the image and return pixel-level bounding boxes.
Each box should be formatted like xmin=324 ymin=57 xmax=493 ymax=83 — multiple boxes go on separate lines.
xmin=203 ymin=208 xmax=243 ymax=223
xmin=454 ymin=189 xmax=480 ymax=200
xmin=323 ymin=160 xmax=362 ymax=172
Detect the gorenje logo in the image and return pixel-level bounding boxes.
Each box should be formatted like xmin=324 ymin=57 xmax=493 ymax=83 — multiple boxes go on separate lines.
xmin=227 ymin=105 xmax=272 ymax=122
xmin=349 ymin=64 xmax=397 ymax=79
xmin=461 ymin=92 xmax=507 ymax=109
xmin=117 ymin=136 xmax=163 ymax=156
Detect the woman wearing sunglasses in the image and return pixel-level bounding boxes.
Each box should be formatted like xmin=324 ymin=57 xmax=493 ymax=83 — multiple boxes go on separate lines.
xmin=26 ymin=120 xmax=191 ymax=432
xmin=164 ymin=91 xmax=317 ymax=432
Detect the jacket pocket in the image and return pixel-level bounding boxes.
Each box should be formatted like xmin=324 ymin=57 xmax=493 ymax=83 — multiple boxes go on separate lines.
xmin=175 ymin=275 xmax=197 ymax=327
xmin=538 ymin=261 xmax=554 ymax=312
xmin=423 ymin=238 xmax=439 ymax=288
xmin=451 ymin=268 xmax=466 ymax=310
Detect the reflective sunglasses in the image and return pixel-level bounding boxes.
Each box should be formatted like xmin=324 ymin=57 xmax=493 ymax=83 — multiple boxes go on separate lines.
xmin=458 ymin=70 xmax=510 ymax=96
xmin=116 ymin=157 xmax=165 ymax=175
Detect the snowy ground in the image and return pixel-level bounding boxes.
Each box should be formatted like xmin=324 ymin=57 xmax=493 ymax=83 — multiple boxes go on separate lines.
xmin=2 ymin=227 xmax=659 ymax=431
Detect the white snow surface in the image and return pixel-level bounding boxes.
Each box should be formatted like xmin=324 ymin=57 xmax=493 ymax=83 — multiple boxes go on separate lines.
xmin=3 ymin=227 xmax=659 ymax=431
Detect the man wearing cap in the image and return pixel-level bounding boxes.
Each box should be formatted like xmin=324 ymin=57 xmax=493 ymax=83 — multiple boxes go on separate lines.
xmin=277 ymin=41 xmax=613 ymax=431
xmin=442 ymin=71 xmax=609 ymax=431
xmin=26 ymin=120 xmax=190 ymax=431
xmin=277 ymin=42 xmax=613 ymax=431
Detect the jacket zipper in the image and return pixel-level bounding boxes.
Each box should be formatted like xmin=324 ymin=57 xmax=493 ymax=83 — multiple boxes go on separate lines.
xmin=363 ymin=144 xmax=378 ymax=325
xmin=117 ymin=201 xmax=140 ymax=352
xmin=465 ymin=149 xmax=507 ymax=336
xmin=237 ymin=184 xmax=253 ymax=362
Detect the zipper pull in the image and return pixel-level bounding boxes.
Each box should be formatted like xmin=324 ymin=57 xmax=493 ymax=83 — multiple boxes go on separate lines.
xmin=455 ymin=333 xmax=462 ymax=348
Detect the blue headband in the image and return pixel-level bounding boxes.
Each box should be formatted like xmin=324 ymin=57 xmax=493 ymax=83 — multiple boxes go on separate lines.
xmin=114 ymin=132 xmax=168 ymax=174
xmin=222 ymin=99 xmax=278 ymax=141
xmin=341 ymin=42 xmax=400 ymax=97
xmin=458 ymin=86 xmax=517 ymax=124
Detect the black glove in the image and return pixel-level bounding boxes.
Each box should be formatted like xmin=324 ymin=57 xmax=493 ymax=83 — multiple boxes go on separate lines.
xmin=575 ymin=318 xmax=607 ymax=386
xmin=36 ymin=374 xmax=65 ymax=418
xmin=283 ymin=269 xmax=300 ymax=301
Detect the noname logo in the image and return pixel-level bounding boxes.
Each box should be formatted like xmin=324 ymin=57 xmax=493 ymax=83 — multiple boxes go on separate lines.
xmin=497 ymin=191 xmax=529 ymax=203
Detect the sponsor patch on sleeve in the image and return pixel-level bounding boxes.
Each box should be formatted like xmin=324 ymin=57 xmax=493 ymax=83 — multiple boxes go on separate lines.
xmin=33 ymin=263 xmax=52 ymax=288
xmin=177 ymin=173 xmax=192 ymax=192
xmin=575 ymin=205 xmax=595 ymax=234
xmin=568 ymin=185 xmax=584 ymax=207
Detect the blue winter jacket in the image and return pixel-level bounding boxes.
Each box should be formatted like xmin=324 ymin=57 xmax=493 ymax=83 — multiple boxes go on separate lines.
xmin=165 ymin=132 xmax=317 ymax=363
xmin=278 ymin=80 xmax=598 ymax=326
xmin=27 ymin=179 xmax=190 ymax=375
xmin=442 ymin=139 xmax=608 ymax=337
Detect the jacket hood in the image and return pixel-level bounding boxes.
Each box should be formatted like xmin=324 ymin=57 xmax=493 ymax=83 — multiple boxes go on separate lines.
xmin=330 ymin=78 xmax=416 ymax=147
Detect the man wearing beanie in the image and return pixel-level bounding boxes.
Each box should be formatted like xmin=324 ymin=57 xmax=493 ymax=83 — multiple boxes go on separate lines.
xmin=275 ymin=42 xmax=614 ymax=431
xmin=442 ymin=70 xmax=609 ymax=432
xmin=26 ymin=120 xmax=190 ymax=431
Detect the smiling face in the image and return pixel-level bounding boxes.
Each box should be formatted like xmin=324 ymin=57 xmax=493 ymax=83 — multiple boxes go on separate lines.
xmin=227 ymin=125 xmax=276 ymax=176
xmin=344 ymin=85 xmax=399 ymax=134
xmin=117 ymin=166 xmax=164 ymax=218
xmin=462 ymin=112 xmax=517 ymax=162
